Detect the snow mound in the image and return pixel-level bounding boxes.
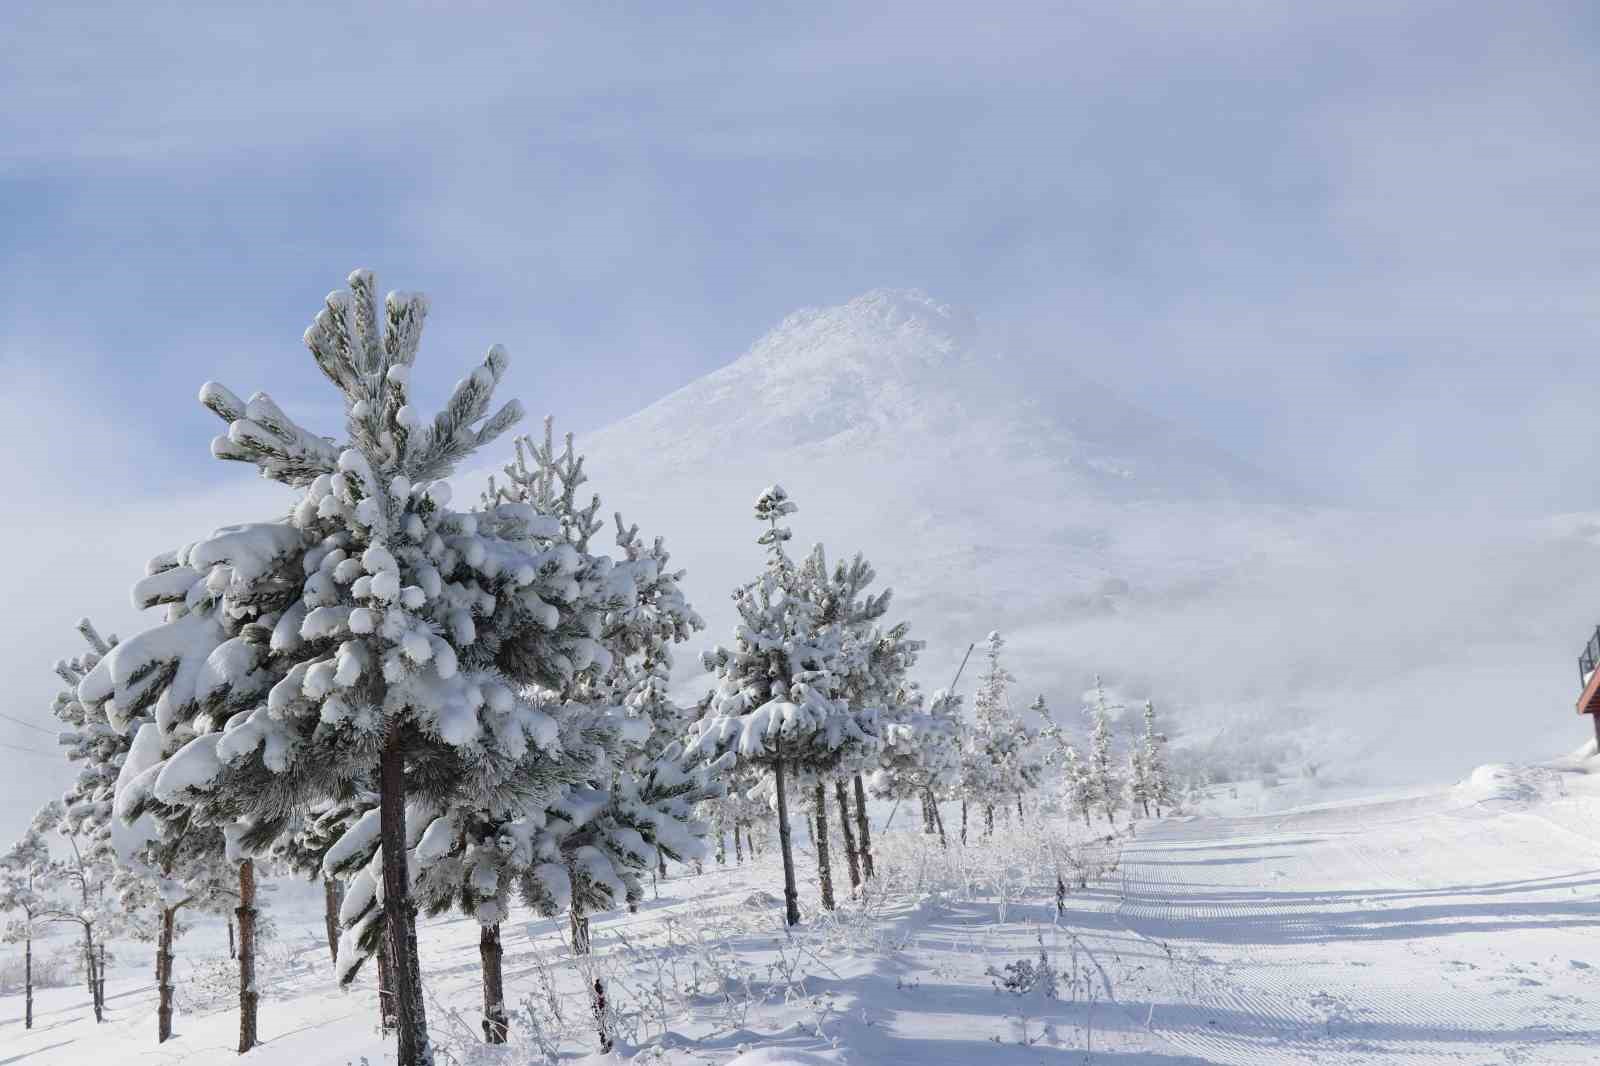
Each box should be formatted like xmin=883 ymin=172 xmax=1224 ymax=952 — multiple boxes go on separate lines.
xmin=742 ymin=890 xmax=783 ymax=911
xmin=1454 ymin=763 xmax=1546 ymax=807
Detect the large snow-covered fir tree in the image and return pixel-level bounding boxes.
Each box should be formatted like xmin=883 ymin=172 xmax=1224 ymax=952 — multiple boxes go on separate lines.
xmin=690 ymin=486 xmax=877 ymax=926
xmin=82 ymin=269 xmax=570 ymax=1065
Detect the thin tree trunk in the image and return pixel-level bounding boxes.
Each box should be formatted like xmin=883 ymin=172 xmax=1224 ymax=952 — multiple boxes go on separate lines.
xmin=835 ymin=780 xmax=861 ymax=893
xmin=24 ymin=931 xmax=32 ymax=1030
xmin=852 ymin=775 xmax=874 ymax=880
xmin=1016 ymin=797 xmax=1024 ymax=821
xmin=984 ymin=804 xmax=995 ymax=837
xmin=237 ymin=859 xmax=258 ymax=1054
xmin=813 ymin=780 xmax=835 ymax=910
xmin=379 ymin=731 xmax=431 ymax=1065
xmin=717 ymin=825 xmax=726 ymax=865
xmin=376 ymin=936 xmax=397 ymax=1031
xmin=479 ymin=924 xmax=507 ymax=1044
xmin=931 ymin=796 xmax=948 ymax=848
xmin=82 ymin=925 xmax=102 ymax=1023
xmin=920 ymin=791 xmax=935 ymax=834
xmin=228 ymin=917 xmax=236 ymax=959
xmin=591 ymin=977 xmax=612 ymax=1053
xmin=569 ymin=905 xmax=591 ymax=956
xmin=961 ymin=800 xmax=969 ymax=845
xmin=733 ymin=818 xmax=744 ymax=864
xmin=323 ymin=878 xmax=342 ymax=965
xmin=657 ymin=848 xmax=667 ymax=879
xmin=158 ymin=905 xmax=177 ymax=1043
xmin=97 ymin=943 xmax=105 ymax=1017
xmin=773 ymin=756 xmax=800 ymax=926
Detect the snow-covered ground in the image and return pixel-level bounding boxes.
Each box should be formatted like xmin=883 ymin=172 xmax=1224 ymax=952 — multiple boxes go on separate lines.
xmin=4 ymin=750 xmax=1596 ymax=1065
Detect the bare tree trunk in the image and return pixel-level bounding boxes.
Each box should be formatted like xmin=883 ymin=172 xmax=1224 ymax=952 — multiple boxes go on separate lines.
xmin=158 ymin=905 xmax=177 ymax=1043
xmin=813 ymin=780 xmax=835 ymax=911
xmin=835 ymin=780 xmax=861 ymax=893
xmin=323 ymin=878 xmax=343 ymax=965
xmin=479 ymin=924 xmax=507 ymax=1044
xmin=1016 ymin=797 xmax=1024 ymax=821
xmin=716 ymin=824 xmax=726 ymax=865
xmin=921 ymin=791 xmax=935 ymax=834
xmin=379 ymin=731 xmax=432 ymax=1065
xmin=96 ymin=943 xmax=105 ymax=1017
xmin=960 ymin=800 xmax=969 ymax=845
xmin=569 ymin=905 xmax=591 ymax=956
xmin=591 ymin=978 xmax=612 ymax=1053
xmin=82 ymin=925 xmax=102 ymax=1023
xmin=376 ymin=936 xmax=397 ymax=1031
xmin=931 ymin=796 xmax=948 ymax=848
xmin=24 ymin=931 xmax=33 ymax=1030
xmin=237 ymin=859 xmax=258 ymax=1054
xmin=852 ymin=775 xmax=875 ymax=880
xmin=733 ymin=818 xmax=744 ymax=864
xmin=773 ymin=756 xmax=800 ymax=926
xmin=228 ymin=917 xmax=236 ymax=959
xmin=657 ymin=848 xmax=666 ymax=880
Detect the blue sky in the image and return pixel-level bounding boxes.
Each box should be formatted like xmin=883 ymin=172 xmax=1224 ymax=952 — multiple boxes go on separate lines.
xmin=3 ymin=1 xmax=1600 ymax=836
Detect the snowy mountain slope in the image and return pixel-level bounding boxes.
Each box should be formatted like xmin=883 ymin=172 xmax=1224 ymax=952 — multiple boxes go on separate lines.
xmin=577 ymin=290 xmax=1600 ymax=780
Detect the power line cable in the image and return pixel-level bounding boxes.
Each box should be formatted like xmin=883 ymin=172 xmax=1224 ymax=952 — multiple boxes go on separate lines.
xmin=0 ymin=739 xmax=60 ymax=759
xmin=0 ymin=710 xmax=57 ymax=736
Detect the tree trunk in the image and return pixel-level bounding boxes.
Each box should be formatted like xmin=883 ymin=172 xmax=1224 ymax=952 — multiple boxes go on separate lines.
xmin=376 ymin=937 xmax=397 ymax=1031
xmin=984 ymin=804 xmax=995 ymax=838
xmin=591 ymin=977 xmax=612 ymax=1054
xmin=1105 ymin=806 xmax=1116 ymax=827
xmin=931 ymin=796 xmax=948 ymax=848
xmin=1016 ymin=797 xmax=1024 ymax=821
xmin=813 ymin=780 xmax=835 ymax=911
xmin=960 ymin=800 xmax=969 ymax=845
xmin=835 ymin=780 xmax=861 ymax=894
xmin=920 ymin=791 xmax=935 ymax=834
xmin=773 ymin=756 xmax=800 ymax=926
xmin=228 ymin=917 xmax=236 ymax=959
xmin=716 ymin=825 xmax=726 ymax=865
xmin=379 ymin=731 xmax=432 ymax=1066
xmin=323 ymin=878 xmax=342 ymax=965
xmin=82 ymin=925 xmax=102 ymax=1023
xmin=569 ymin=905 xmax=591 ymax=956
xmin=733 ymin=818 xmax=744 ymax=864
xmin=24 ymin=932 xmax=32 ymax=1030
xmin=479 ymin=924 xmax=507 ymax=1044
xmin=158 ymin=905 xmax=177 ymax=1043
xmin=97 ymin=943 xmax=105 ymax=1017
xmin=237 ymin=859 xmax=259 ymax=1054
xmin=852 ymin=775 xmax=875 ymax=880
xmin=657 ymin=848 xmax=667 ymax=880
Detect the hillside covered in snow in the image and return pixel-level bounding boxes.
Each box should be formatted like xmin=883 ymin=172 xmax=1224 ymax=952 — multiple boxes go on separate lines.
xmin=578 ymin=290 xmax=1600 ymax=785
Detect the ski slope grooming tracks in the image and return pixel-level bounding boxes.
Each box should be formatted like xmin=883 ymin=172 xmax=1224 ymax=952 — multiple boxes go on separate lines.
xmin=1117 ymin=766 xmax=1600 ymax=1064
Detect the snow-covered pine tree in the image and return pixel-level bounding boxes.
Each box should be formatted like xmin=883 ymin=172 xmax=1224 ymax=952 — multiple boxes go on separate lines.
xmin=1141 ymin=700 xmax=1173 ymax=817
xmin=797 ymin=544 xmax=896 ymax=901
xmin=870 ymin=687 xmax=962 ymax=846
xmin=29 ymin=802 xmax=115 ymax=1023
xmin=450 ymin=418 xmax=715 ymax=1037
xmin=0 ymin=829 xmax=51 ymax=1030
xmin=1085 ymin=677 xmax=1123 ymax=826
xmin=1035 ymin=696 xmax=1097 ymax=827
xmin=964 ymin=632 xmax=1042 ymax=835
xmin=690 ymin=486 xmax=876 ymax=926
xmin=85 ymin=268 xmax=547 ymax=1066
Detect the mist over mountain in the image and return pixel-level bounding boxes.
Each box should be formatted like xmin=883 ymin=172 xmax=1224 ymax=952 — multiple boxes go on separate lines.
xmin=580 ymin=290 xmax=1600 ymax=786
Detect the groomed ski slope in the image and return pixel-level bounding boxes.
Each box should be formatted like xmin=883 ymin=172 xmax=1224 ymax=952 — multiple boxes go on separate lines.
xmin=2 ymin=752 xmax=1595 ymax=1065
xmin=1116 ymin=753 xmax=1600 ymax=1063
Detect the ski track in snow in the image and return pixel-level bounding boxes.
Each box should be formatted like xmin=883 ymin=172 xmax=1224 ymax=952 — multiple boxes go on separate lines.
xmin=1115 ymin=773 xmax=1600 ymax=1064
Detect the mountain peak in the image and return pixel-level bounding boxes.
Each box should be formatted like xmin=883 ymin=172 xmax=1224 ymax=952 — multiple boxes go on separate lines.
xmin=746 ymin=288 xmax=980 ymax=374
